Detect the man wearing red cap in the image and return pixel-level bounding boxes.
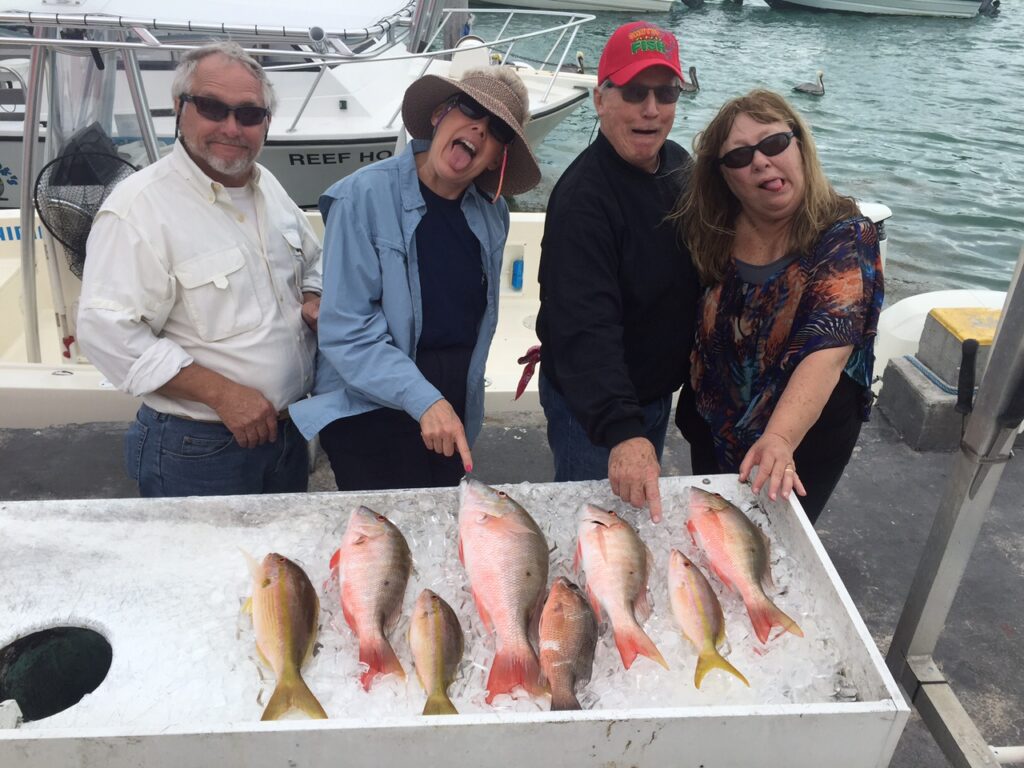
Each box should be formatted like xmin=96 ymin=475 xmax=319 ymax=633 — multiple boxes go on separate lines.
xmin=536 ymin=21 xmax=710 ymax=523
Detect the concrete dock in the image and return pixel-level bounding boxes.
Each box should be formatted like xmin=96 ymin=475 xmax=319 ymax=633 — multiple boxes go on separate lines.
xmin=1 ymin=410 xmax=1021 ymax=766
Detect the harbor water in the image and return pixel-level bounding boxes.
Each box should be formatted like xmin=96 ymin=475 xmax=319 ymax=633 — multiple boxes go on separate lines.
xmin=479 ymin=4 xmax=1024 ymax=304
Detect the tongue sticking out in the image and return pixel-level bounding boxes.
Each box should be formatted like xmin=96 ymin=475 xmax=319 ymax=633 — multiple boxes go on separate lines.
xmin=761 ymin=178 xmax=784 ymax=192
xmin=449 ymin=141 xmax=475 ymax=172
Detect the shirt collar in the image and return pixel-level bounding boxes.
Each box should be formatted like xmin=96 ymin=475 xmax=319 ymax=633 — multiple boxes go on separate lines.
xmin=170 ymin=140 xmax=261 ymax=203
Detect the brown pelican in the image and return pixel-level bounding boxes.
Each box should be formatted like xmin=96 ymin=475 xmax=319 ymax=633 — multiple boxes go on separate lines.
xmin=680 ymin=66 xmax=700 ymax=94
xmin=793 ymin=70 xmax=825 ymax=97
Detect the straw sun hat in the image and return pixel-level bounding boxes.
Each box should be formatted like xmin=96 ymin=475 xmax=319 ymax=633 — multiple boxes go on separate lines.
xmin=401 ymin=68 xmax=542 ymax=197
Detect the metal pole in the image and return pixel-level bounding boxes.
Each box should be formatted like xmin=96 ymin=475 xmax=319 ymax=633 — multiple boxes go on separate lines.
xmin=119 ymin=35 xmax=161 ymax=163
xmin=18 ymin=28 xmax=47 ymax=364
xmin=887 ymin=248 xmax=1024 ymax=665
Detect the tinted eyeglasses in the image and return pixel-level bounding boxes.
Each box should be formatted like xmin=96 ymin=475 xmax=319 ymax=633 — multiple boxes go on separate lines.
xmin=718 ymin=131 xmax=796 ymax=169
xmin=606 ymin=82 xmax=682 ymax=105
xmin=180 ymin=94 xmax=270 ymax=127
xmin=447 ymin=94 xmax=516 ymax=145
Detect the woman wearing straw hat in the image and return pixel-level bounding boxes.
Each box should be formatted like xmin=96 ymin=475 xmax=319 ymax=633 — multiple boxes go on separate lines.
xmin=291 ymin=68 xmax=541 ymax=491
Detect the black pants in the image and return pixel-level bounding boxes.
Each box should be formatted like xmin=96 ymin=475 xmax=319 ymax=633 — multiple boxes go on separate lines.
xmin=677 ymin=373 xmax=865 ymax=525
xmin=319 ymin=347 xmax=471 ymax=492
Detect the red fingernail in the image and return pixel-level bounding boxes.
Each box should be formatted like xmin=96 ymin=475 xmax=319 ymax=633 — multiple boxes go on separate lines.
xmin=465 ymin=464 xmax=473 ymax=473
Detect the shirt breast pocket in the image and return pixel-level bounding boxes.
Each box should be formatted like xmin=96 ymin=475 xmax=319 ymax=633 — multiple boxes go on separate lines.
xmin=175 ymin=247 xmax=263 ymax=342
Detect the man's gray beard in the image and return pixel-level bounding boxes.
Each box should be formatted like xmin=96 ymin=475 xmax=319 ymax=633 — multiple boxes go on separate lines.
xmin=183 ymin=134 xmax=259 ymax=179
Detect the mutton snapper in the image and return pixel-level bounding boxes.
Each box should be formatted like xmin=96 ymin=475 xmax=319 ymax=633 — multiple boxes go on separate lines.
xmin=686 ymin=487 xmax=803 ymax=644
xmin=668 ymin=549 xmax=749 ymax=689
xmin=575 ymin=504 xmax=668 ymax=671
xmin=458 ymin=478 xmax=548 ymax=703
xmin=409 ymin=589 xmax=464 ymax=715
xmin=244 ymin=552 xmax=328 ymax=720
xmin=539 ymin=577 xmax=598 ymax=711
xmin=332 ymin=506 xmax=412 ymax=691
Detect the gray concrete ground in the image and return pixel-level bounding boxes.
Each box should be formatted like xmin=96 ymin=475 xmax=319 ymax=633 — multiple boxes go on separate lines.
xmin=1 ymin=410 xmax=1021 ymax=766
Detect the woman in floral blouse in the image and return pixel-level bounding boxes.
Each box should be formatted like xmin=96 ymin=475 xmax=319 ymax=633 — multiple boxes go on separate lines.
xmin=672 ymin=89 xmax=884 ymax=523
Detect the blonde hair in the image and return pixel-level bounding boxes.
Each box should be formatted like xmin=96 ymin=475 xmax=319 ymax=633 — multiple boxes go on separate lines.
xmin=671 ymin=89 xmax=858 ymax=285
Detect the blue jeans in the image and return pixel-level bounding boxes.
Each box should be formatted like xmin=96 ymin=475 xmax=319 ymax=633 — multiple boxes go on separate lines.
xmin=539 ymin=372 xmax=671 ymax=482
xmin=124 ymin=404 xmax=309 ymax=497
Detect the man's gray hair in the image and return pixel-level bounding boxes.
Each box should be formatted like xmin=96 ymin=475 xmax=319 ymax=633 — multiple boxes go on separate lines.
xmin=171 ymin=41 xmax=277 ymax=114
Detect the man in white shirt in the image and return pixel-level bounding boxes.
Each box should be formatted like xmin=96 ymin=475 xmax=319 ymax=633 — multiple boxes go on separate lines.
xmin=78 ymin=41 xmax=322 ymax=497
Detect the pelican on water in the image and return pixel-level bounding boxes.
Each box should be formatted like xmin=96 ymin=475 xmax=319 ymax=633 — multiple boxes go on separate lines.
xmin=680 ymin=66 xmax=700 ymax=93
xmin=793 ymin=70 xmax=825 ymax=97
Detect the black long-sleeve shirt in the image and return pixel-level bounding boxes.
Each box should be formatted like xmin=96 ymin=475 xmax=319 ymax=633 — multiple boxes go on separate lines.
xmin=536 ymin=131 xmax=701 ymax=449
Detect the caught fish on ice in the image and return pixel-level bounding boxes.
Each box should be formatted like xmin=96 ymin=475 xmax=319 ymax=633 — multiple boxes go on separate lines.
xmin=575 ymin=504 xmax=668 ymax=671
xmin=409 ymin=589 xmax=464 ymax=716
xmin=539 ymin=576 xmax=598 ymax=711
xmin=332 ymin=505 xmax=413 ymax=691
xmin=668 ymin=549 xmax=749 ymax=689
xmin=244 ymin=551 xmax=328 ymax=720
xmin=458 ymin=477 xmax=549 ymax=703
xmin=686 ymin=487 xmax=803 ymax=644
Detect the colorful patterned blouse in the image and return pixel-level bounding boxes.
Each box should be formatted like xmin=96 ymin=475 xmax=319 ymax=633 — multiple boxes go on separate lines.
xmin=690 ymin=215 xmax=885 ymax=471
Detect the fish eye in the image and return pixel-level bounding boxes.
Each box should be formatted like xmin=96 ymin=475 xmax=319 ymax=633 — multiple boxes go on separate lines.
xmin=375 ymin=514 xmax=386 ymax=521
xmin=497 ymin=491 xmax=508 ymax=498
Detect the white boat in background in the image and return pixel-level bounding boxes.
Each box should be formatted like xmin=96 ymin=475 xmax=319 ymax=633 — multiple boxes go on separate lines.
xmin=474 ymin=0 xmax=677 ymax=14
xmin=763 ymin=0 xmax=996 ymax=17
xmin=0 ymin=0 xmax=597 ymax=210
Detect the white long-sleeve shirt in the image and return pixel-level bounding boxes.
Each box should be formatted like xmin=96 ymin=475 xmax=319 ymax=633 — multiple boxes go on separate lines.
xmin=78 ymin=141 xmax=322 ymax=421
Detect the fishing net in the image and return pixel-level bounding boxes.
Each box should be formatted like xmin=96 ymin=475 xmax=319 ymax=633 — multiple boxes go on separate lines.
xmin=33 ymin=122 xmax=136 ymax=279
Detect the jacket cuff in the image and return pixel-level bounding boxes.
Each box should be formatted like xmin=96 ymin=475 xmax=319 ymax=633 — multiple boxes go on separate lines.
xmin=602 ymin=417 xmax=646 ymax=450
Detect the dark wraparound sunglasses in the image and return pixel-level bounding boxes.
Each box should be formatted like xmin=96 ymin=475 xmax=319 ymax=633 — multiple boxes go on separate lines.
xmin=718 ymin=131 xmax=796 ymax=169
xmin=447 ymin=94 xmax=516 ymax=145
xmin=180 ymin=94 xmax=270 ymax=127
xmin=606 ymin=82 xmax=682 ymax=105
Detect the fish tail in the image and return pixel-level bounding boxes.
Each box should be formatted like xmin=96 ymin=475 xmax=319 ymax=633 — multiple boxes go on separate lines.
xmin=359 ymin=635 xmax=406 ymax=691
xmin=694 ymin=649 xmax=749 ymax=689
xmin=549 ymin=689 xmax=582 ymax=711
xmin=422 ymin=690 xmax=459 ymax=716
xmin=485 ymin=642 xmax=545 ymax=703
xmin=261 ymin=670 xmax=328 ymax=721
xmin=748 ymin=596 xmax=804 ymax=644
xmin=613 ymin=620 xmax=668 ymax=671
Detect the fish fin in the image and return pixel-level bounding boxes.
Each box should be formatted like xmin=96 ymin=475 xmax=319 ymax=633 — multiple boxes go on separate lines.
xmin=458 ymin=534 xmax=465 ymax=566
xmin=710 ymin=562 xmax=736 ymax=593
xmin=422 ymin=692 xmax=459 ymax=716
xmin=584 ymin=584 xmax=603 ymax=623
xmin=358 ymin=635 xmax=406 ymax=691
xmin=341 ymin=595 xmax=359 ymax=635
xmin=573 ymin=540 xmax=582 ymax=575
xmin=633 ymin=588 xmax=653 ymax=623
xmin=485 ymin=642 xmax=545 ymax=703
xmin=471 ymin=587 xmax=495 ymax=634
xmin=747 ymin=595 xmax=804 ymax=644
xmin=549 ymin=690 xmax=582 ymax=711
xmin=328 ymin=548 xmax=341 ymax=572
xmin=241 ymin=596 xmax=253 ymax=616
xmin=694 ymin=649 xmax=749 ymax=689
xmin=686 ymin=519 xmax=698 ymax=545
xmin=613 ymin=620 xmax=668 ymax=671
xmin=240 ymin=548 xmax=261 ymax=579
xmin=261 ymin=669 xmax=328 ymax=721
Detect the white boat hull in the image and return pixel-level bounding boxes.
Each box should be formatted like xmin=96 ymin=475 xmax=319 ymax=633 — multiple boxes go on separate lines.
xmin=764 ymin=0 xmax=981 ymax=17
xmin=477 ymin=0 xmax=676 ymax=12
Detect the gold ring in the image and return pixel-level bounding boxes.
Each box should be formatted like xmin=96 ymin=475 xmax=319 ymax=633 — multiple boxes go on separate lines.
xmin=784 ymin=467 xmax=795 ymax=473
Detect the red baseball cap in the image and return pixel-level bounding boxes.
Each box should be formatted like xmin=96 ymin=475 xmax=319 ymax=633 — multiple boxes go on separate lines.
xmin=598 ymin=21 xmax=684 ymax=86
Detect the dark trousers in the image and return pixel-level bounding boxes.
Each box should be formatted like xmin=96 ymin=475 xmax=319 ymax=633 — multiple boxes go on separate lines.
xmin=319 ymin=347 xmax=470 ymax=491
xmin=677 ymin=374 xmax=864 ymax=525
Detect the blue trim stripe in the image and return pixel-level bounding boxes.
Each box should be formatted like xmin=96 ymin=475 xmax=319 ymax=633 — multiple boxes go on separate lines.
xmin=0 ymin=225 xmax=45 ymax=241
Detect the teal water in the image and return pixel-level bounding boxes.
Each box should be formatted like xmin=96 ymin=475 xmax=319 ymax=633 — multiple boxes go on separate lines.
xmin=484 ymin=5 xmax=1024 ymax=303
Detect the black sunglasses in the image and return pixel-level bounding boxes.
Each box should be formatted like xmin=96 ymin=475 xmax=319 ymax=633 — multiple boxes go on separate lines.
xmin=606 ymin=82 xmax=682 ymax=105
xmin=180 ymin=94 xmax=270 ymax=127
xmin=718 ymin=131 xmax=796 ymax=169
xmin=448 ymin=94 xmax=516 ymax=145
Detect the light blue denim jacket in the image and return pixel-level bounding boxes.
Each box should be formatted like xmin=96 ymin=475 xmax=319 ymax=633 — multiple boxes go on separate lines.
xmin=290 ymin=140 xmax=510 ymax=444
